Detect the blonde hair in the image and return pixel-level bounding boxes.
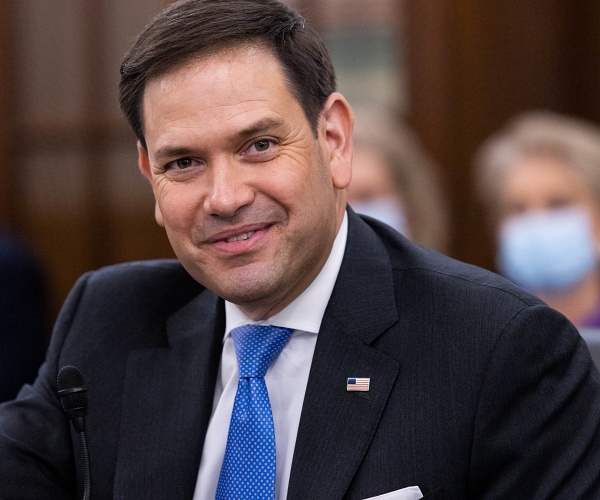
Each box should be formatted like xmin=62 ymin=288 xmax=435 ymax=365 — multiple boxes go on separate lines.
xmin=474 ymin=110 xmax=600 ymax=224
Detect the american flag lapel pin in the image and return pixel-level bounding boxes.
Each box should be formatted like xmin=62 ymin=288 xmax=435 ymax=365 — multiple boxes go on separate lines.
xmin=347 ymin=377 xmax=370 ymax=392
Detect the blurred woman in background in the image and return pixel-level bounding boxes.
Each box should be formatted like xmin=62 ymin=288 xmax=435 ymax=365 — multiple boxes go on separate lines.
xmin=475 ymin=111 xmax=600 ymax=328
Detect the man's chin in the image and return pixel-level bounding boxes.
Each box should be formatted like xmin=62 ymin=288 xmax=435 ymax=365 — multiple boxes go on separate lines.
xmin=191 ymin=264 xmax=281 ymax=303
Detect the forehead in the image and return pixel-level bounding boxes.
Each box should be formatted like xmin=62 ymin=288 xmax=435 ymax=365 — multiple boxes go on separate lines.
xmin=502 ymin=154 xmax=592 ymax=202
xmin=506 ymin=154 xmax=577 ymax=185
xmin=140 ymin=44 xmax=303 ymax=147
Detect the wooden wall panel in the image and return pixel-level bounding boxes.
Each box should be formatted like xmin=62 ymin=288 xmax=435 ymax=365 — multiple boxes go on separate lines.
xmin=81 ymin=0 xmax=115 ymax=269
xmin=10 ymin=0 xmax=173 ymax=320
xmin=404 ymin=0 xmax=600 ymax=269
xmin=567 ymin=1 xmax=600 ymax=122
xmin=0 ymin=1 xmax=16 ymax=227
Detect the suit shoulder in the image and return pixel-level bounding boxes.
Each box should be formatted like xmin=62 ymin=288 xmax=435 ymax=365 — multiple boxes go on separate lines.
xmin=404 ymin=245 xmax=535 ymax=299
xmin=365 ymin=216 xmax=543 ymax=310
xmin=65 ymin=259 xmax=206 ymax=320
xmin=54 ymin=259 xmax=214 ymax=355
xmin=83 ymin=259 xmax=197 ymax=289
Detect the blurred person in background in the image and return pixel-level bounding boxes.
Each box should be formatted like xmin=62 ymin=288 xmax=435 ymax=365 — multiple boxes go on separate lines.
xmin=348 ymin=106 xmax=449 ymax=253
xmin=0 ymin=228 xmax=47 ymax=402
xmin=475 ymin=111 xmax=600 ymax=329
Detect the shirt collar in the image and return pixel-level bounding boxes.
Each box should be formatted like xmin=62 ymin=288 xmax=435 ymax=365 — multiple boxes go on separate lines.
xmin=224 ymin=210 xmax=348 ymax=338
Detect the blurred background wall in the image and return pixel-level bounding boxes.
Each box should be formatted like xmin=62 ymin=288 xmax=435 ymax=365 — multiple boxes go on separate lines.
xmin=1 ymin=0 xmax=600 ymax=324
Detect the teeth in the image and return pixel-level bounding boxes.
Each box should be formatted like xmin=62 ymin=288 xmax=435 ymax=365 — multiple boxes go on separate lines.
xmin=226 ymin=231 xmax=255 ymax=243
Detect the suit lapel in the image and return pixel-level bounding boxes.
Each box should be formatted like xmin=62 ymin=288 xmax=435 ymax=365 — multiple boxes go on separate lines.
xmin=288 ymin=212 xmax=402 ymax=499
xmin=113 ymin=289 xmax=224 ymax=499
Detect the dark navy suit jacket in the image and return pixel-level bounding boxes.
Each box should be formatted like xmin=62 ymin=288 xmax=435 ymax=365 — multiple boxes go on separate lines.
xmin=1 ymin=210 xmax=599 ymax=498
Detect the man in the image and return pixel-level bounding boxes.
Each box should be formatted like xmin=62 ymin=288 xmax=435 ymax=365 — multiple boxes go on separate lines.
xmin=1 ymin=0 xmax=599 ymax=498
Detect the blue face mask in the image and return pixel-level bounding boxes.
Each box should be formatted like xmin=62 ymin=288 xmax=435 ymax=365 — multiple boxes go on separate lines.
xmin=351 ymin=198 xmax=410 ymax=236
xmin=498 ymin=207 xmax=598 ymax=293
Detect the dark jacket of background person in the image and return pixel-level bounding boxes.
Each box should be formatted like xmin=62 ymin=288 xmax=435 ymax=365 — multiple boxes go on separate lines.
xmin=0 ymin=229 xmax=47 ymax=402
xmin=0 ymin=212 xmax=599 ymax=499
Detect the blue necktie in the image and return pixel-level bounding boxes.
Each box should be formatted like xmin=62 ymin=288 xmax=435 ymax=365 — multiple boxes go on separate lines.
xmin=216 ymin=324 xmax=294 ymax=500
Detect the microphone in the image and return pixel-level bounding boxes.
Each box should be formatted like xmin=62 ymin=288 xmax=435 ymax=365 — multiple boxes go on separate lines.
xmin=57 ymin=366 xmax=91 ymax=500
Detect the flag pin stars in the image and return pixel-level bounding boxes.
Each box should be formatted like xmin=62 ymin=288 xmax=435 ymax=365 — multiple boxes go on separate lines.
xmin=347 ymin=377 xmax=370 ymax=392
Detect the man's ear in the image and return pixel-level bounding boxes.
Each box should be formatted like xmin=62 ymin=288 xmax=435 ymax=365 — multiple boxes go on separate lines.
xmin=137 ymin=142 xmax=165 ymax=227
xmin=137 ymin=141 xmax=152 ymax=181
xmin=319 ymin=92 xmax=354 ymax=190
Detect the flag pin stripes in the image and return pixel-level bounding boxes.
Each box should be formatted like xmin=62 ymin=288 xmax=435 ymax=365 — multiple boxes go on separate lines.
xmin=347 ymin=377 xmax=370 ymax=392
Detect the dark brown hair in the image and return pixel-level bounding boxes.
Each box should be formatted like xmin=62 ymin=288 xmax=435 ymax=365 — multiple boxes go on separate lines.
xmin=119 ymin=0 xmax=336 ymax=149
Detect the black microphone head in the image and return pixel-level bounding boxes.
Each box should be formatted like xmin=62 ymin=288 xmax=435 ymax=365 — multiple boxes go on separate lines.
xmin=57 ymin=365 xmax=88 ymax=418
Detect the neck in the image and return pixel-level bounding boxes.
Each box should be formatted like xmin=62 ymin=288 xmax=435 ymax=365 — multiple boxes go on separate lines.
xmin=538 ymin=271 xmax=600 ymax=327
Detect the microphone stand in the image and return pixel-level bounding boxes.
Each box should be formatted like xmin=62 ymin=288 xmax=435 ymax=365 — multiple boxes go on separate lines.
xmin=57 ymin=366 xmax=92 ymax=500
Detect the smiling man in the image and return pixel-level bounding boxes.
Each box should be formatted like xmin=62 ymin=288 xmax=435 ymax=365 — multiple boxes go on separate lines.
xmin=1 ymin=1 xmax=600 ymax=499
xmin=138 ymin=43 xmax=351 ymax=320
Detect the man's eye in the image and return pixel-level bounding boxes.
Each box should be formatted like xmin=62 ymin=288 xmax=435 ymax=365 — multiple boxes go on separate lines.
xmin=241 ymin=138 xmax=279 ymax=160
xmin=254 ymin=140 xmax=271 ymax=152
xmin=175 ymin=158 xmax=193 ymax=169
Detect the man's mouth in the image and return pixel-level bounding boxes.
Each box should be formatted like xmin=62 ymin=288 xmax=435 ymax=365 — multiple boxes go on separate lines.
xmin=226 ymin=231 xmax=256 ymax=243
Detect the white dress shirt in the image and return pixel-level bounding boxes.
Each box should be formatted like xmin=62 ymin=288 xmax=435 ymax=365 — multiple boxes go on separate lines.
xmin=193 ymin=212 xmax=348 ymax=500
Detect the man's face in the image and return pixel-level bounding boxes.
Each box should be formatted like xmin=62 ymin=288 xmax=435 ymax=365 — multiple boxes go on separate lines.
xmin=138 ymin=44 xmax=353 ymax=320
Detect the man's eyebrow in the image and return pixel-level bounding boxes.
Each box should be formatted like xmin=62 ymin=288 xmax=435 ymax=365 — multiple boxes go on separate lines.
xmin=153 ymin=146 xmax=194 ymax=163
xmin=152 ymin=118 xmax=285 ymax=162
xmin=231 ymin=117 xmax=285 ymax=142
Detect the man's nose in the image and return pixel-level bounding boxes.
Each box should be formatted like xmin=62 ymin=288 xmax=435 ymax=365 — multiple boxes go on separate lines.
xmin=203 ymin=160 xmax=254 ymax=217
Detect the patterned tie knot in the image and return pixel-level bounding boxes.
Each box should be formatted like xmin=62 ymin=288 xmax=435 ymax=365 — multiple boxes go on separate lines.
xmin=231 ymin=324 xmax=294 ymax=378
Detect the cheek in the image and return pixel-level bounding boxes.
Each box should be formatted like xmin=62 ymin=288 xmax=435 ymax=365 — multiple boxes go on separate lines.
xmin=156 ymin=185 xmax=200 ymax=231
xmin=260 ymin=159 xmax=312 ymax=205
